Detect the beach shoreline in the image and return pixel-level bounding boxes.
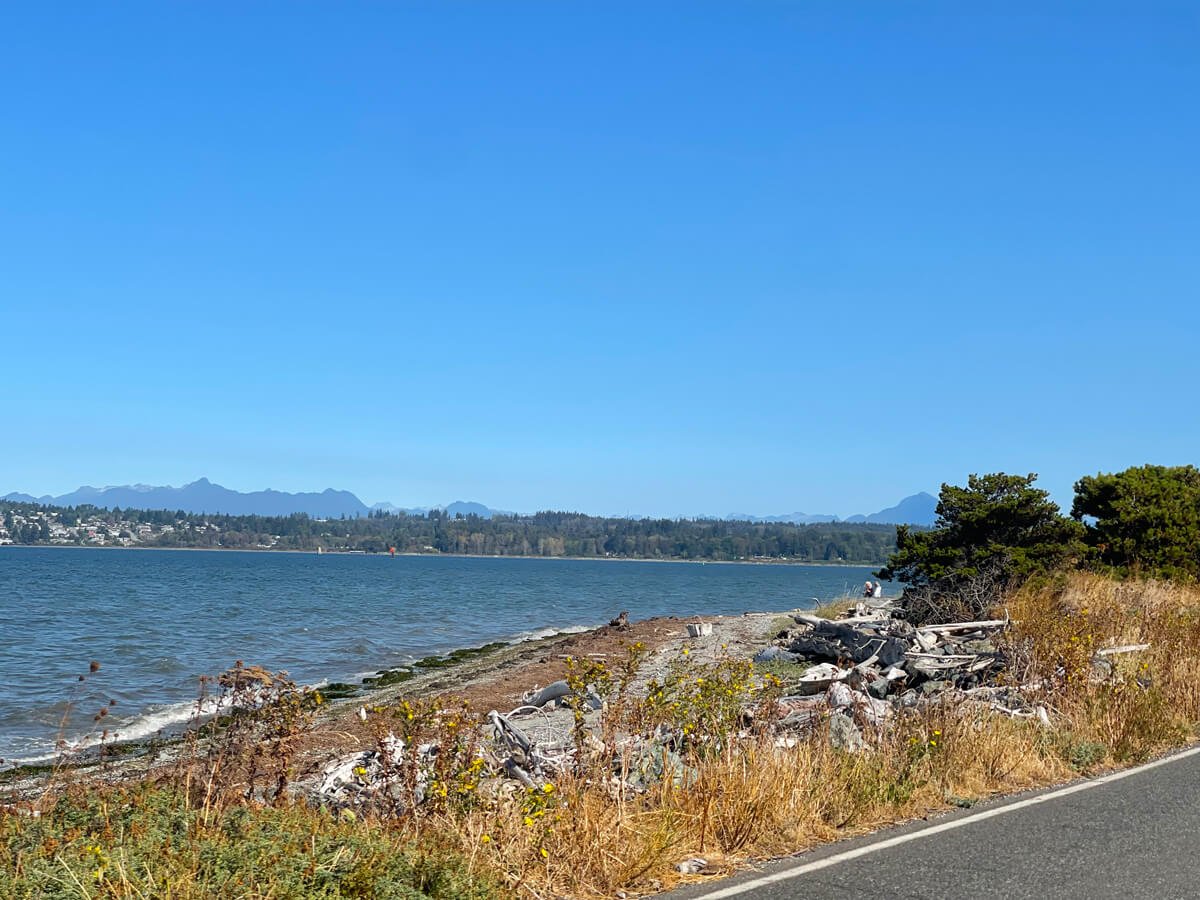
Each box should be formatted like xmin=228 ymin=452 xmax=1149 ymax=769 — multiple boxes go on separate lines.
xmin=0 ymin=608 xmax=791 ymax=787
xmin=0 ymin=542 xmax=882 ymax=568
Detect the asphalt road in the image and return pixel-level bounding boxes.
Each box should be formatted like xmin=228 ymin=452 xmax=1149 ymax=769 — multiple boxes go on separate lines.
xmin=668 ymin=745 xmax=1200 ymax=900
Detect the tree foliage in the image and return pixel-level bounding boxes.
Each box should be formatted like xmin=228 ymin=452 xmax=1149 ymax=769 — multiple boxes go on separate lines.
xmin=1072 ymin=464 xmax=1200 ymax=581
xmin=877 ymin=473 xmax=1085 ymax=621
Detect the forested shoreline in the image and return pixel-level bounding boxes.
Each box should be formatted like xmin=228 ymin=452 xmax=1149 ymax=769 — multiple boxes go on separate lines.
xmin=0 ymin=501 xmax=901 ymax=564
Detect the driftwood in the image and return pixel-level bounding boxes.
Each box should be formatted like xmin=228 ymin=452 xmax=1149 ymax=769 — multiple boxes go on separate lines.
xmin=794 ymin=613 xmax=890 ymax=628
xmin=906 ymin=653 xmax=995 ymax=680
xmin=916 ymin=618 xmax=1009 ymax=635
xmin=795 ymin=662 xmax=850 ymax=695
xmin=789 ymin=619 xmax=908 ymax=668
xmin=1096 ymin=643 xmax=1151 ymax=657
xmin=524 ymin=681 xmax=571 ymax=708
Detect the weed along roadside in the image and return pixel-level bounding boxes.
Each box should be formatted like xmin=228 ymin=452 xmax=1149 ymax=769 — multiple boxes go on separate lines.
xmin=3 ymin=573 xmax=1200 ymax=898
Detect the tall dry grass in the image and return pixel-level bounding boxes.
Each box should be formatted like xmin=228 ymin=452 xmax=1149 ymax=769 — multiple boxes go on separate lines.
xmin=1004 ymin=572 xmax=1200 ymax=764
xmin=399 ymin=573 xmax=1200 ymax=897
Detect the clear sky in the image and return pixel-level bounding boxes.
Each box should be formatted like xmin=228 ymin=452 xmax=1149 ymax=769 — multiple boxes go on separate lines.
xmin=3 ymin=3 xmax=1197 ymax=517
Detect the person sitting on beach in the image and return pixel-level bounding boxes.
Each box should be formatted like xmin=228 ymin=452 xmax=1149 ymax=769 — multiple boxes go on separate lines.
xmin=872 ymin=581 xmax=884 ymax=599
xmin=863 ymin=580 xmax=875 ymax=598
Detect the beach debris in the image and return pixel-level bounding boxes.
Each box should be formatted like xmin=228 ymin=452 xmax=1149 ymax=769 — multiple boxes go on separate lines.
xmin=627 ymin=743 xmax=695 ymax=790
xmin=754 ymin=646 xmax=804 ymax=665
xmin=675 ymin=858 xmax=710 ymax=875
xmin=309 ymin=732 xmax=433 ymax=811
xmin=828 ymin=712 xmax=865 ymax=752
xmin=788 ymin=616 xmax=908 ymax=669
xmin=298 ymin=598 xmax=1051 ymax=807
xmin=609 ymin=610 xmax=630 ymax=629
xmin=795 ymin=662 xmax=850 ymax=694
xmin=523 ymin=680 xmax=572 ymax=708
xmin=488 ymin=709 xmax=575 ymax=780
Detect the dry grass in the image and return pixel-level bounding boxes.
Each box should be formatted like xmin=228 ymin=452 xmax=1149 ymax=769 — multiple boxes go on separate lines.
xmin=8 ymin=573 xmax=1200 ymax=899
xmin=810 ymin=594 xmax=859 ymax=620
xmin=417 ymin=573 xmax=1200 ymax=897
xmin=1004 ymin=572 xmax=1200 ymax=765
xmin=384 ymin=707 xmax=1065 ymax=898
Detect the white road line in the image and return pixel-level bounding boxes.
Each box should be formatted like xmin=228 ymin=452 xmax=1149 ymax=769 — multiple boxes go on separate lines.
xmin=690 ymin=743 xmax=1200 ymax=899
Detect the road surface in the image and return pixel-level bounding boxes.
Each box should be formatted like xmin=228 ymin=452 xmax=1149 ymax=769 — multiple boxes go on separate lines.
xmin=668 ymin=745 xmax=1200 ymax=900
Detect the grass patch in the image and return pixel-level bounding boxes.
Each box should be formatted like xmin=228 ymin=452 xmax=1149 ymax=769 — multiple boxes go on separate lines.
xmin=754 ymin=657 xmax=812 ymax=687
xmin=811 ymin=595 xmax=858 ymax=620
xmin=0 ymin=785 xmax=502 ymax=899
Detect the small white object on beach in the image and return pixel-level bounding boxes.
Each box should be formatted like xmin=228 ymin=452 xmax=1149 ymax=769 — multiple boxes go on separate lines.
xmin=686 ymin=622 xmax=713 ymax=638
xmin=358 ymin=706 xmax=367 ymax=722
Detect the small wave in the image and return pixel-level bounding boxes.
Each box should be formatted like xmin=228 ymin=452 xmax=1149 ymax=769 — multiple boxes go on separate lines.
xmin=101 ymin=696 xmax=221 ymax=746
xmin=0 ymin=749 xmax=58 ymax=771
xmin=509 ymin=624 xmax=594 ymax=643
xmin=1 ymin=696 xmax=222 ymax=770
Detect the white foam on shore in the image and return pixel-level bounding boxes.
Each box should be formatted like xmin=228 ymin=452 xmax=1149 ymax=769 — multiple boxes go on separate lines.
xmin=2 ymin=625 xmax=598 ymax=770
xmin=510 ymin=624 xmax=594 ymax=643
xmin=1 ymin=696 xmax=222 ymax=770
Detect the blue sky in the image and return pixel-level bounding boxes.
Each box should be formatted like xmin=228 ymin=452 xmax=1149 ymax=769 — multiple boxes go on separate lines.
xmin=3 ymin=3 xmax=1197 ymax=517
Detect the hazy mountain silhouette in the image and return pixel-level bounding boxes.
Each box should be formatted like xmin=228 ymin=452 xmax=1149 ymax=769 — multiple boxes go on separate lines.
xmin=844 ymin=492 xmax=937 ymax=526
xmin=3 ymin=480 xmax=935 ymax=525
xmin=445 ymin=500 xmax=513 ymax=518
xmin=726 ymin=511 xmax=840 ymax=524
xmin=2 ymin=492 xmax=42 ymax=504
xmin=2 ymin=479 xmax=514 ymax=520
xmin=1 ymin=478 xmax=371 ymax=518
xmin=731 ymin=492 xmax=937 ymax=527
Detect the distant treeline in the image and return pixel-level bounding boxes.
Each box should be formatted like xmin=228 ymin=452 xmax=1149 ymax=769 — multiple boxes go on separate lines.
xmin=0 ymin=501 xmax=901 ymax=564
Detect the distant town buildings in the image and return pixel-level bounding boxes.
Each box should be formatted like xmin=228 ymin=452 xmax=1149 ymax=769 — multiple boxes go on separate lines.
xmin=0 ymin=508 xmax=281 ymax=549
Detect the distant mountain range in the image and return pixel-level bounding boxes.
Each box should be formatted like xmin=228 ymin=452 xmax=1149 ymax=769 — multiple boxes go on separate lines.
xmin=2 ymin=478 xmax=375 ymax=519
xmin=728 ymin=492 xmax=937 ymax=527
xmin=727 ymin=511 xmax=840 ymax=525
xmin=1 ymin=479 xmax=509 ymax=520
xmin=844 ymin=492 xmax=938 ymax=526
xmin=2 ymin=479 xmax=938 ymax=526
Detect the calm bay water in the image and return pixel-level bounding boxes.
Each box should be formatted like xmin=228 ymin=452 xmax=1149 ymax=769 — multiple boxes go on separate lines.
xmin=0 ymin=546 xmax=876 ymax=765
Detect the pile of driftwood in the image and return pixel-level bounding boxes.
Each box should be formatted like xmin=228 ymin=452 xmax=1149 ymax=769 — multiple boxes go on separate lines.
xmin=750 ymin=600 xmax=1029 ymax=748
xmin=308 ymin=603 xmax=1081 ymax=809
xmin=763 ymin=603 xmax=1008 ymax=695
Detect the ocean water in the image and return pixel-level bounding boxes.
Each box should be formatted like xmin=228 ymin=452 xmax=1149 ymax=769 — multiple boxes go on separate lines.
xmin=0 ymin=546 xmax=878 ymax=765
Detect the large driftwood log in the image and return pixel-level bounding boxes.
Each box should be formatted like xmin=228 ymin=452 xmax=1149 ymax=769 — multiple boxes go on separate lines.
xmin=789 ymin=619 xmax=908 ymax=668
xmin=916 ymin=618 xmax=1009 ymax=635
xmin=794 ymin=613 xmax=891 ymax=628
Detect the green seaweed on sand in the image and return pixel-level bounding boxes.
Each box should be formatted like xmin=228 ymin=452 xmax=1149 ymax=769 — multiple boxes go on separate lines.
xmin=362 ymin=668 xmax=415 ymax=688
xmin=363 ymin=641 xmax=511 ymax=686
xmin=317 ymin=681 xmax=361 ymax=700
